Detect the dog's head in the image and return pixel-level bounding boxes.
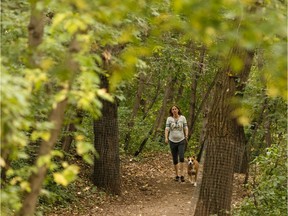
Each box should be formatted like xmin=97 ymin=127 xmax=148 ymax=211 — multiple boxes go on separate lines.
xmin=187 ymin=156 xmax=197 ymax=165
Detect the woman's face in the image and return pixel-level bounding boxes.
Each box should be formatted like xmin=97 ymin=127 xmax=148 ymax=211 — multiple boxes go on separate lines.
xmin=171 ymin=106 xmax=179 ymax=115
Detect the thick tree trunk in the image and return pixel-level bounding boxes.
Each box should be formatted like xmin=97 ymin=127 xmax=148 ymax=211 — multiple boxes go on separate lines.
xmin=93 ymin=75 xmax=121 ymax=195
xmin=93 ymin=50 xmax=121 ymax=195
xmin=194 ymin=70 xmax=220 ymax=162
xmin=233 ymin=124 xmax=247 ymax=173
xmin=194 ymin=46 xmax=254 ymax=216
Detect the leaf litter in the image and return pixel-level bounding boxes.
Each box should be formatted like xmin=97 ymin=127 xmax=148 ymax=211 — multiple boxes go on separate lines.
xmin=46 ymin=152 xmax=247 ymax=216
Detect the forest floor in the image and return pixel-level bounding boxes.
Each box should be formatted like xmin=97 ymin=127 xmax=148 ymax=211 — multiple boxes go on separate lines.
xmin=45 ymin=151 xmax=247 ymax=216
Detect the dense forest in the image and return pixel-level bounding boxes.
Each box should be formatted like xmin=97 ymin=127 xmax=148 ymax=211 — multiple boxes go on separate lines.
xmin=1 ymin=0 xmax=287 ymax=215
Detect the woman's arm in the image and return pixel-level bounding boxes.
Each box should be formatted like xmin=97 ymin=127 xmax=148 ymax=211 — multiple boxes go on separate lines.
xmin=184 ymin=127 xmax=188 ymax=139
xmin=165 ymin=128 xmax=169 ymax=144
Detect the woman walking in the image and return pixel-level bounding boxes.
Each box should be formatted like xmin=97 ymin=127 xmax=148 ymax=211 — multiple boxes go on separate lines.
xmin=165 ymin=105 xmax=189 ymax=182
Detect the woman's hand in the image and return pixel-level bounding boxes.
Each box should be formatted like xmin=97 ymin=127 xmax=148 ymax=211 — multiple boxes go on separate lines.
xmin=165 ymin=138 xmax=168 ymax=144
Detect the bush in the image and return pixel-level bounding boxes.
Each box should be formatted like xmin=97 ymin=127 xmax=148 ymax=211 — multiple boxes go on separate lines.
xmin=233 ymin=143 xmax=287 ymax=216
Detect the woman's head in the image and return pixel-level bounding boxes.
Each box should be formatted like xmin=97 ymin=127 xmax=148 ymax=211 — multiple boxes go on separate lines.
xmin=169 ymin=105 xmax=182 ymax=116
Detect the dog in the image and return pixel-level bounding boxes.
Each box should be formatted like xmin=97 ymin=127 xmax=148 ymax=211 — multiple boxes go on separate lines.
xmin=187 ymin=156 xmax=199 ymax=186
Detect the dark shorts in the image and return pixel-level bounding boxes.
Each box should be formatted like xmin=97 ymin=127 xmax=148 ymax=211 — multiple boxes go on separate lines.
xmin=169 ymin=139 xmax=185 ymax=165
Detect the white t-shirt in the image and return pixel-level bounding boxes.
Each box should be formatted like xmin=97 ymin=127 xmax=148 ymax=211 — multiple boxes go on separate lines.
xmin=165 ymin=115 xmax=187 ymax=143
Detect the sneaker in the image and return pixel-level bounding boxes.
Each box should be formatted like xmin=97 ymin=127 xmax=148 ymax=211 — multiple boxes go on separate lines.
xmin=175 ymin=176 xmax=180 ymax=182
xmin=180 ymin=176 xmax=185 ymax=182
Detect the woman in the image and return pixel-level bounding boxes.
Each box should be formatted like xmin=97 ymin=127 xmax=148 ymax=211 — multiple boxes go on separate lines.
xmin=165 ymin=105 xmax=189 ymax=182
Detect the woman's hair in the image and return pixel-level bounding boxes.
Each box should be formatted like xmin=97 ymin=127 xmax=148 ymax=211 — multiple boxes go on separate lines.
xmin=169 ymin=105 xmax=182 ymax=116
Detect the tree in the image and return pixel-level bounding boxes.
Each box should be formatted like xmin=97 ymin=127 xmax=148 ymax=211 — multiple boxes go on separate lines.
xmin=123 ymin=72 xmax=146 ymax=151
xmin=134 ymin=75 xmax=176 ymax=156
xmin=194 ymin=46 xmax=254 ymax=215
xmin=93 ymin=50 xmax=121 ymax=195
xmin=2 ymin=0 xmax=151 ymax=214
xmin=61 ymin=110 xmax=84 ymax=152
xmin=187 ymin=44 xmax=206 ymax=140
xmin=19 ymin=26 xmax=82 ymax=216
xmin=1 ymin=0 xmax=286 ymax=215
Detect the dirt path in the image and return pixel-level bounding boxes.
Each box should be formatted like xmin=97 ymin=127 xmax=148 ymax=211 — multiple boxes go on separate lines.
xmin=47 ymin=151 xmax=246 ymax=216
xmin=96 ymin=171 xmax=202 ymax=215
xmin=92 ymin=152 xmax=203 ymax=216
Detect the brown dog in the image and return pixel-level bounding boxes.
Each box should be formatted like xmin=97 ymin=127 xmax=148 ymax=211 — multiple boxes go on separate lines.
xmin=187 ymin=156 xmax=199 ymax=186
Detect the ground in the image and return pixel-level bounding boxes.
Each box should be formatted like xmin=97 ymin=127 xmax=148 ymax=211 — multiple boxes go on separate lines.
xmin=46 ymin=152 xmax=246 ymax=216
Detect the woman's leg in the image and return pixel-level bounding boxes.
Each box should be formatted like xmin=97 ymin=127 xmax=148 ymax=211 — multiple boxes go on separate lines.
xmin=178 ymin=140 xmax=186 ymax=181
xmin=174 ymin=163 xmax=179 ymax=177
xmin=169 ymin=141 xmax=179 ymax=179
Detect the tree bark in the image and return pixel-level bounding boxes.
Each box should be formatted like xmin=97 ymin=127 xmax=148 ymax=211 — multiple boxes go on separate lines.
xmin=194 ymin=46 xmax=254 ymax=216
xmin=18 ymin=99 xmax=68 ymax=216
xmin=196 ymin=92 xmax=212 ymax=162
xmin=17 ymin=3 xmax=46 ymax=215
xmin=93 ymin=76 xmax=121 ymax=194
xmin=61 ymin=110 xmax=84 ymax=152
xmin=1 ymin=0 xmax=45 ymax=184
xmin=264 ymin=118 xmax=272 ymax=147
xmin=93 ymin=50 xmax=121 ymax=195
xmin=18 ymin=25 xmax=80 ymax=214
xmin=194 ymin=70 xmax=220 ymax=162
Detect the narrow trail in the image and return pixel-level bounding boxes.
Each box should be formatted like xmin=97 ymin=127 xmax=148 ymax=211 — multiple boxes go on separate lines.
xmin=48 ymin=152 xmax=204 ymax=216
xmin=92 ymin=152 xmax=204 ymax=216
xmin=47 ymin=152 xmax=245 ymax=216
xmin=97 ymin=165 xmax=203 ymax=216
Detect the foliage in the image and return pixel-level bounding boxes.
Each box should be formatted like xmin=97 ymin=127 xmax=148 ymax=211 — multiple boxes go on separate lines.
xmin=233 ymin=143 xmax=287 ymax=216
xmin=1 ymin=0 xmax=158 ymax=214
xmin=0 ymin=0 xmax=287 ymax=214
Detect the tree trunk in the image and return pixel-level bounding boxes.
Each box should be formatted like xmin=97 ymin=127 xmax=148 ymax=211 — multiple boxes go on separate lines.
xmin=194 ymin=70 xmax=220 ymax=161
xmin=18 ymin=99 xmax=68 ymax=216
xmin=187 ymin=46 xmax=205 ymax=138
xmin=142 ymin=79 xmax=161 ymax=120
xmin=61 ymin=110 xmax=84 ymax=152
xmin=194 ymin=46 xmax=254 ymax=216
xmin=0 ymin=0 xmax=45 ymax=184
xmin=134 ymin=76 xmax=176 ymax=156
xmin=93 ymin=77 xmax=121 ymax=195
xmin=17 ymin=4 xmax=46 ymax=215
xmin=124 ymin=73 xmax=146 ymax=151
xmin=153 ymin=76 xmax=176 ymax=137
xmin=18 ymin=20 xmax=80 ymax=214
xmin=62 ymin=123 xmax=76 ymax=152
xmin=93 ymin=50 xmax=121 ymax=195
xmin=196 ymin=95 xmax=211 ymax=162
xmin=264 ymin=118 xmax=272 ymax=147
xmin=243 ymin=94 xmax=268 ymax=183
